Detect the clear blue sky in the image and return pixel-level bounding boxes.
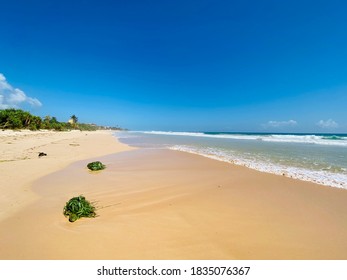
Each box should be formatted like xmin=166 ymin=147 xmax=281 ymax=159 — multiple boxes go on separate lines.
xmin=0 ymin=0 xmax=346 ymax=132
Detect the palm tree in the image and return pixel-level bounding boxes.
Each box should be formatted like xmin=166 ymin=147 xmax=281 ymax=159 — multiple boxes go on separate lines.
xmin=70 ymin=115 xmax=78 ymax=124
xmin=70 ymin=114 xmax=78 ymax=129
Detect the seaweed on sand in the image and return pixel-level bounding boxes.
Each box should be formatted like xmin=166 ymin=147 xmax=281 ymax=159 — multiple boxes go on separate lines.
xmin=87 ymin=161 xmax=106 ymax=171
xmin=63 ymin=195 xmax=96 ymax=222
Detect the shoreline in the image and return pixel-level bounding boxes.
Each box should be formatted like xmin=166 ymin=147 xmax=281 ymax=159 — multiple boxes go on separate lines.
xmin=118 ymin=131 xmax=347 ymax=189
xmin=169 ymin=146 xmax=347 ymax=190
xmin=1 ymin=132 xmax=347 ymax=259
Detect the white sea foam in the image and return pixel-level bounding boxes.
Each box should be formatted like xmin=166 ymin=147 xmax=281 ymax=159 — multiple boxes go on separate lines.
xmin=140 ymin=131 xmax=347 ymax=147
xmin=170 ymin=145 xmax=347 ymax=189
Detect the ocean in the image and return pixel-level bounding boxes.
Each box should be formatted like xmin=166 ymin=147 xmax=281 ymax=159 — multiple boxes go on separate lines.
xmin=115 ymin=131 xmax=347 ymax=189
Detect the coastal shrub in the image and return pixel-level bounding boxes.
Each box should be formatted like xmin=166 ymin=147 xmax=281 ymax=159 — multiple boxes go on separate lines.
xmin=87 ymin=161 xmax=106 ymax=171
xmin=63 ymin=195 xmax=96 ymax=222
xmin=0 ymin=109 xmax=125 ymax=130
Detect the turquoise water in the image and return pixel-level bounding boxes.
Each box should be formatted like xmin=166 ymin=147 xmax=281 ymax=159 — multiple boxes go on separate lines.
xmin=115 ymin=131 xmax=347 ymax=189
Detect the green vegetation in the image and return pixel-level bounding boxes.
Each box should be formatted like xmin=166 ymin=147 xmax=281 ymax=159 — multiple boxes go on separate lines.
xmin=87 ymin=161 xmax=106 ymax=171
xmin=0 ymin=109 xmax=124 ymax=131
xmin=0 ymin=108 xmax=42 ymax=130
xmin=63 ymin=195 xmax=96 ymax=222
xmin=69 ymin=114 xmax=78 ymax=129
xmin=70 ymin=114 xmax=78 ymax=124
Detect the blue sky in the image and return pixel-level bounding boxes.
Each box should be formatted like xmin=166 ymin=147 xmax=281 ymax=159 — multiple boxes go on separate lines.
xmin=0 ymin=0 xmax=346 ymax=132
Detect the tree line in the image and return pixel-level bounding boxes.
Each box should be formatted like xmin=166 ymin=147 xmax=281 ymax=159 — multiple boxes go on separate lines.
xmin=0 ymin=109 xmax=113 ymax=131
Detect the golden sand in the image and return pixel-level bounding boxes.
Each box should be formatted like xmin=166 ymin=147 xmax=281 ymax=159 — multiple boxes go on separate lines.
xmin=1 ymin=131 xmax=347 ymax=259
xmin=0 ymin=130 xmax=134 ymax=221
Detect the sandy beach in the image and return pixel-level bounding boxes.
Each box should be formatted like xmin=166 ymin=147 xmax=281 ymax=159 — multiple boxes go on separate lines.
xmin=1 ymin=130 xmax=347 ymax=260
xmin=0 ymin=130 xmax=134 ymax=221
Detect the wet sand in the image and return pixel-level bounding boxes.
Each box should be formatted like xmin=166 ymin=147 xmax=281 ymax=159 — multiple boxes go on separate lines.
xmin=0 ymin=130 xmax=134 ymax=221
xmin=1 ymin=139 xmax=347 ymax=259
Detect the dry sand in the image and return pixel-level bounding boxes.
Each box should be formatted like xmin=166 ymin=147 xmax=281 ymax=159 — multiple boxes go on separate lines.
xmin=0 ymin=130 xmax=134 ymax=221
xmin=1 ymin=131 xmax=347 ymax=259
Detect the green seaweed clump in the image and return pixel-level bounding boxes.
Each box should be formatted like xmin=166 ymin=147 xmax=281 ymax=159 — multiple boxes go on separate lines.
xmin=63 ymin=195 xmax=96 ymax=222
xmin=87 ymin=161 xmax=106 ymax=171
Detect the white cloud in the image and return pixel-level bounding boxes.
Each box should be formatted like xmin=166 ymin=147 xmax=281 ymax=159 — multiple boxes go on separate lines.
xmin=27 ymin=97 xmax=42 ymax=107
xmin=0 ymin=73 xmax=42 ymax=109
xmin=317 ymin=119 xmax=339 ymax=129
xmin=264 ymin=120 xmax=297 ymax=128
xmin=8 ymin=88 xmax=27 ymax=103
